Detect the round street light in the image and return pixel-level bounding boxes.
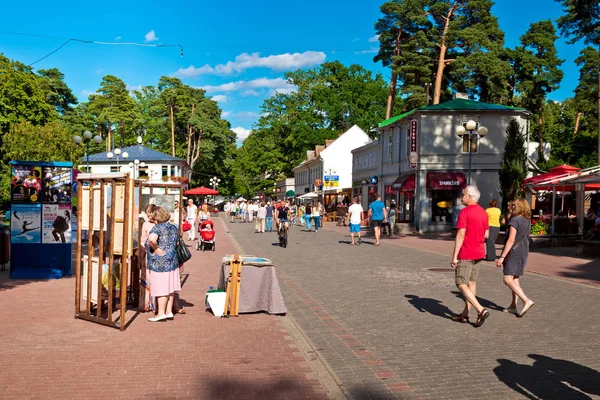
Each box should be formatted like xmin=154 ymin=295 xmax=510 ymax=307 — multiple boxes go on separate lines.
xmin=456 ymin=120 xmax=487 ymax=185
xmin=73 ymin=130 xmax=102 ymax=172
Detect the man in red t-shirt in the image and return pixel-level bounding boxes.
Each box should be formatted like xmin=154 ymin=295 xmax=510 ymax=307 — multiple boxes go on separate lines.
xmin=451 ymin=185 xmax=490 ymax=327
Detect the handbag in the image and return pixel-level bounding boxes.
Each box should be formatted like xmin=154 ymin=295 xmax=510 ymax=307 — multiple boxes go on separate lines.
xmin=176 ymin=238 xmax=192 ymax=264
xmin=182 ymin=220 xmax=192 ymax=232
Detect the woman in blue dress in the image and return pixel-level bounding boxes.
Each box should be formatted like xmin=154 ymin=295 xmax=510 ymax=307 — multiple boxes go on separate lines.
xmin=146 ymin=206 xmax=182 ymax=322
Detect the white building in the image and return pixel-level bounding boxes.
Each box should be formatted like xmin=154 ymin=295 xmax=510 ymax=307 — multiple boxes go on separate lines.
xmin=275 ymin=178 xmax=295 ymax=201
xmin=83 ymin=144 xmax=191 ymax=184
xmin=352 ymin=99 xmax=530 ymax=233
xmin=293 ymin=125 xmax=371 ymax=206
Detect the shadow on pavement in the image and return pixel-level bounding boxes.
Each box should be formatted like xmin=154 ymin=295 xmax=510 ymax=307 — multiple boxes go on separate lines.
xmin=405 ymin=294 xmax=454 ymax=320
xmin=450 ymin=290 xmax=504 ymax=312
xmin=186 ymin=377 xmax=327 ymax=399
xmin=494 ymin=354 xmax=600 ymax=399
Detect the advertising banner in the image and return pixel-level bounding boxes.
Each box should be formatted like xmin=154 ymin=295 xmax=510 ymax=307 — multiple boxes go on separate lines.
xmin=10 ymin=204 xmax=42 ymax=243
xmin=11 ymin=165 xmax=42 ymax=203
xmin=42 ymin=204 xmax=72 ymax=244
xmin=42 ymin=167 xmax=72 ymax=204
xmin=409 ymin=119 xmax=418 ymax=169
xmin=324 ymin=175 xmax=339 ymax=187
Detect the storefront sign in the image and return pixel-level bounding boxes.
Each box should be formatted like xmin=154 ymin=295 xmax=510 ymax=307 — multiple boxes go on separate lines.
xmin=426 ymin=172 xmax=467 ymax=190
xmin=409 ymin=120 xmax=417 ymax=169
xmin=314 ymin=178 xmax=323 ymax=187
xmin=324 ymin=175 xmax=339 ymax=187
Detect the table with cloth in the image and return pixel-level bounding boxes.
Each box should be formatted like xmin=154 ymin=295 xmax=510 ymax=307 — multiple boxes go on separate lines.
xmin=218 ymin=255 xmax=287 ymax=315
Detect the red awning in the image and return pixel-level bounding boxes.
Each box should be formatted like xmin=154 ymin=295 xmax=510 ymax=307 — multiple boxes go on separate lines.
xmin=392 ymin=174 xmax=415 ymax=191
xmin=523 ymin=164 xmax=581 ymax=190
xmin=184 ymin=186 xmax=219 ymax=195
xmin=427 ymin=172 xmax=467 ymax=190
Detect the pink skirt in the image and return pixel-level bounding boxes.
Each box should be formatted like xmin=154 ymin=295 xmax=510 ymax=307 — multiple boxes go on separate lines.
xmin=150 ymin=268 xmax=181 ymax=297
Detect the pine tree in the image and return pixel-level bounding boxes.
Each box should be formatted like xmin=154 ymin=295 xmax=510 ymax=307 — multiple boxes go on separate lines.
xmin=499 ymin=119 xmax=527 ymax=214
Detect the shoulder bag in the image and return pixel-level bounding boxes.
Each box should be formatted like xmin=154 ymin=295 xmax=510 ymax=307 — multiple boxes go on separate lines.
xmin=176 ymin=238 xmax=192 ymax=264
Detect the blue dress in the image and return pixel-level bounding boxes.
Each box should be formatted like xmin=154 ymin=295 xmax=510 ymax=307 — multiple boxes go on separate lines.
xmin=146 ymin=222 xmax=179 ymax=273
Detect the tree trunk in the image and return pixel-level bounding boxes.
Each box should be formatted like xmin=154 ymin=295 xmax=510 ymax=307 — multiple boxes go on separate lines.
xmin=386 ymin=71 xmax=397 ymax=120
xmin=120 ymin=122 xmax=124 ymax=149
xmin=170 ymin=103 xmax=175 ymax=156
xmin=107 ymin=122 xmax=112 ymax=152
xmin=537 ymin=101 xmax=545 ymax=162
xmin=574 ymin=109 xmax=582 ymax=136
xmin=433 ymin=7 xmax=454 ymax=105
xmin=187 ymin=104 xmax=195 ymax=164
xmin=597 ymin=56 xmax=600 ymax=165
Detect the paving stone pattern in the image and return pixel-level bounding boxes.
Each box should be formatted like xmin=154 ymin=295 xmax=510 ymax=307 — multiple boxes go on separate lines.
xmin=0 ymin=218 xmax=328 ymax=400
xmin=228 ymin=220 xmax=600 ymax=400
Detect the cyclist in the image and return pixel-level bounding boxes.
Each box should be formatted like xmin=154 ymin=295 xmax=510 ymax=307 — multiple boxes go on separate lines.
xmin=275 ymin=199 xmax=292 ymax=238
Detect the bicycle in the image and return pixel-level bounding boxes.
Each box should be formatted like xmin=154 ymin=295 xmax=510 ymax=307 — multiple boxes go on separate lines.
xmin=278 ymin=220 xmax=288 ymax=248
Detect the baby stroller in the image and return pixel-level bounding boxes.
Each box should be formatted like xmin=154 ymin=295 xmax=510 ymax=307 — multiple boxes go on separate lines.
xmin=196 ymin=220 xmax=216 ymax=251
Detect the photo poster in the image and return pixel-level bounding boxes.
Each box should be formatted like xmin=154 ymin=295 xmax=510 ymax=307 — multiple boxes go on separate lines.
xmin=42 ymin=167 xmax=72 ymax=204
xmin=10 ymin=204 xmax=42 ymax=243
xmin=11 ymin=165 xmax=42 ymax=204
xmin=42 ymin=204 xmax=72 ymax=244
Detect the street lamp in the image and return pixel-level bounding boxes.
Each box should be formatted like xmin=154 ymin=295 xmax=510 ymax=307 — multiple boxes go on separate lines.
xmin=107 ymin=148 xmax=129 ymax=167
xmin=456 ymin=120 xmax=488 ymax=185
xmin=128 ymin=159 xmax=146 ymax=179
xmin=209 ymin=176 xmax=221 ymax=191
xmin=73 ymin=130 xmax=102 ymax=172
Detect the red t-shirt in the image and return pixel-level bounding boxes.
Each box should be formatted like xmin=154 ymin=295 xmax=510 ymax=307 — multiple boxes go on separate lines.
xmin=456 ymin=204 xmax=489 ymax=260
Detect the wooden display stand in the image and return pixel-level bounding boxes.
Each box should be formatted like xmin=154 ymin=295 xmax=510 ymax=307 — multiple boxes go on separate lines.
xmin=223 ymin=254 xmax=242 ymax=317
xmin=74 ymin=173 xmax=142 ymax=331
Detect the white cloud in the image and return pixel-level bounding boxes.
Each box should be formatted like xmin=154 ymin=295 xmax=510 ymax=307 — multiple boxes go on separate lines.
xmin=368 ymin=35 xmax=380 ymax=42
xmin=200 ymin=77 xmax=294 ymax=94
xmin=235 ymin=111 xmax=259 ymax=119
xmin=173 ymin=51 xmax=325 ymax=77
xmin=115 ymin=36 xmax=122 ymax=41
xmin=354 ymin=47 xmax=379 ymax=55
xmin=232 ymin=127 xmax=252 ymax=141
xmin=221 ymin=111 xmax=231 ymax=118
xmin=241 ymin=90 xmax=260 ymax=96
xmin=126 ymin=84 xmax=143 ymax=92
xmin=268 ymin=87 xmax=296 ymax=96
xmin=145 ymin=30 xmax=158 ymax=42
xmin=212 ymin=95 xmax=228 ymax=103
xmin=81 ymin=90 xmax=95 ymax=97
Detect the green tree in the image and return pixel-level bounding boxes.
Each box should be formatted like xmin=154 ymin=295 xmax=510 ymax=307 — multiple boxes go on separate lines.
xmin=37 ymin=68 xmax=78 ymax=114
xmin=87 ymin=75 xmax=141 ymax=151
xmin=556 ymin=0 xmax=600 ymax=164
xmin=374 ymin=0 xmax=432 ymax=117
xmin=499 ymin=119 xmax=527 ymax=214
xmin=513 ymin=20 xmax=564 ymax=165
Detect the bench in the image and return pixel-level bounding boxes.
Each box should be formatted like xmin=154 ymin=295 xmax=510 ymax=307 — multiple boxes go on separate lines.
xmin=575 ymin=240 xmax=600 ymax=257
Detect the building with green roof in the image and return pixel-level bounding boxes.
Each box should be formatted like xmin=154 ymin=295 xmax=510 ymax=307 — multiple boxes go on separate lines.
xmin=352 ymin=98 xmax=530 ymax=233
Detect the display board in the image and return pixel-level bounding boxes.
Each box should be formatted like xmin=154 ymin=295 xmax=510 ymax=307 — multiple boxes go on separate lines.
xmin=10 ymin=161 xmax=73 ymax=279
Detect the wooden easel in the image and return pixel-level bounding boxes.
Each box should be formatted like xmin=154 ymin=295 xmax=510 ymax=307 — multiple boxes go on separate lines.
xmin=223 ymin=254 xmax=242 ymax=317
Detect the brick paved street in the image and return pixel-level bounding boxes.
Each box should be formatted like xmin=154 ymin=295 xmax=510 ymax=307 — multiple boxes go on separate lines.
xmin=0 ymin=218 xmax=329 ymax=400
xmin=229 ymin=219 xmax=600 ymax=399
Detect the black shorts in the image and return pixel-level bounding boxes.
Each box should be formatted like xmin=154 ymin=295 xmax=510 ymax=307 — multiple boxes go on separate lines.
xmin=372 ymin=220 xmax=383 ymax=227
xmin=230 ymin=212 xmax=237 ymax=216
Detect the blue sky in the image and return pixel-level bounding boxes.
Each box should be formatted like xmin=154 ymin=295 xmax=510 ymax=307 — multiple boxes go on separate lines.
xmin=0 ymin=0 xmax=583 ymax=145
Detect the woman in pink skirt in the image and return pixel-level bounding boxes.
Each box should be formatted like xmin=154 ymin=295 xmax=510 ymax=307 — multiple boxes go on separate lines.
xmin=146 ymin=206 xmax=182 ymax=322
xmin=139 ymin=204 xmax=157 ymax=310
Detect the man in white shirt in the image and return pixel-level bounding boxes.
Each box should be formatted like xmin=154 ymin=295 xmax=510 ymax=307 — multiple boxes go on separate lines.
xmin=186 ymin=199 xmax=198 ymax=241
xmin=346 ymin=197 xmax=364 ymax=245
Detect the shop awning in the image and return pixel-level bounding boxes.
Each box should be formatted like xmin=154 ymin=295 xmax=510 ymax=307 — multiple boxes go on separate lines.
xmin=392 ymin=173 xmax=415 ymax=191
xmin=427 ymin=172 xmax=467 ymax=190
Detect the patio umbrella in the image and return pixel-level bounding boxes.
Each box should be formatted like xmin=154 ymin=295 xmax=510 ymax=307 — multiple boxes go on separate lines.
xmin=285 ymin=190 xmax=295 ymax=198
xmin=298 ymin=192 xmax=318 ymax=199
xmin=184 ymin=186 xmax=219 ymax=196
xmin=236 ymin=196 xmax=247 ymax=202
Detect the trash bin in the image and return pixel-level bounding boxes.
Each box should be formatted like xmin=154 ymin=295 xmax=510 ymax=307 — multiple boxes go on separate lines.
xmin=0 ymin=225 xmax=10 ymax=271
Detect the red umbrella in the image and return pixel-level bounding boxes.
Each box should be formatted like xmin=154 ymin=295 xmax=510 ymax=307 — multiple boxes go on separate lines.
xmin=184 ymin=186 xmax=219 ymax=195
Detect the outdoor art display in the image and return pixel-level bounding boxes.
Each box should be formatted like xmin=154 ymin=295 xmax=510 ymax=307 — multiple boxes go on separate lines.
xmin=43 ymin=204 xmax=72 ymax=244
xmin=42 ymin=167 xmax=72 ymax=204
xmin=11 ymin=165 xmax=42 ymax=203
xmin=10 ymin=204 xmax=42 ymax=243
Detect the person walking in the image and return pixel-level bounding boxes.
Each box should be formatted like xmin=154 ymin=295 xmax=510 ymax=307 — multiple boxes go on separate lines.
xmin=451 ymin=185 xmax=490 ymax=327
xmin=368 ymin=195 xmax=386 ymax=246
xmin=496 ymin=198 xmax=535 ymax=317
xmin=305 ymin=202 xmax=313 ymax=231
xmin=240 ymin=201 xmax=247 ymax=222
xmin=146 ymin=206 xmax=182 ymax=322
xmin=347 ymin=197 xmax=364 ymax=245
xmin=185 ymin=199 xmax=198 ymax=241
xmin=312 ymin=201 xmax=322 ymax=232
xmin=265 ymin=202 xmax=274 ymax=232
xmin=485 ymin=199 xmax=502 ymax=261
xmin=388 ymin=200 xmax=397 ymax=236
xmin=257 ymin=202 xmax=267 ymax=233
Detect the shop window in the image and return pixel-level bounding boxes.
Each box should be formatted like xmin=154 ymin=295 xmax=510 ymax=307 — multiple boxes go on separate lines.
xmin=368 ymin=185 xmax=378 ymax=204
xmin=110 ymin=166 xmax=120 ymax=173
xmin=138 ymin=167 xmax=148 ymax=179
xmin=162 ymin=166 xmax=169 ymax=177
xmin=384 ymin=185 xmax=397 ymax=206
xmin=431 ymin=190 xmax=456 ymax=224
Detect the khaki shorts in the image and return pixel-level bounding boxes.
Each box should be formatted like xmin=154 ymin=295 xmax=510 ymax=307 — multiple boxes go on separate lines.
xmin=455 ymin=260 xmax=481 ymax=286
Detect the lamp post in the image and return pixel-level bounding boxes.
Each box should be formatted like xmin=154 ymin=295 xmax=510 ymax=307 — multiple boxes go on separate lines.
xmin=128 ymin=159 xmax=146 ymax=179
xmin=456 ymin=120 xmax=488 ymax=185
xmin=73 ymin=130 xmax=102 ymax=172
xmin=209 ymin=176 xmax=220 ymax=191
xmin=424 ymin=83 xmax=432 ymax=106
xmin=107 ymin=148 xmax=129 ymax=168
